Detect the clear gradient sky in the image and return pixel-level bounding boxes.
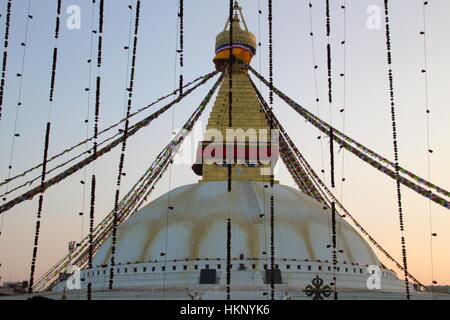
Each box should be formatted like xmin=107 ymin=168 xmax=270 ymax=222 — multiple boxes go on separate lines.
xmin=0 ymin=0 xmax=449 ymax=286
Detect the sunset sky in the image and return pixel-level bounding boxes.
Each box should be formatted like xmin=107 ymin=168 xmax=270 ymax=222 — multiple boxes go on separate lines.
xmin=0 ymin=0 xmax=449 ymax=287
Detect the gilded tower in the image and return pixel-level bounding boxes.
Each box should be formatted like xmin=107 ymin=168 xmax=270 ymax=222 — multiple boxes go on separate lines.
xmin=193 ymin=1 xmax=276 ymax=183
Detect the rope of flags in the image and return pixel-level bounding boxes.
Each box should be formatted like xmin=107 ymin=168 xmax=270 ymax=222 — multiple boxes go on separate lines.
xmin=382 ymin=0 xmax=410 ymax=298
xmin=251 ymin=78 xmax=324 ymax=203
xmin=306 ymin=1 xmax=326 ymax=182
xmin=0 ymin=71 xmax=217 ymax=191
xmin=0 ymin=0 xmax=12 ymax=123
xmin=31 ymin=74 xmax=222 ymax=292
xmin=28 ymin=0 xmax=63 ymax=294
xmin=109 ymin=0 xmax=142 ymax=290
xmin=87 ymin=0 xmax=105 ymax=301
xmin=249 ymin=74 xmax=426 ymax=290
xmin=0 ymin=71 xmax=219 ymax=216
xmin=419 ymin=0 xmax=437 ymax=294
xmin=248 ymin=66 xmax=450 ymax=210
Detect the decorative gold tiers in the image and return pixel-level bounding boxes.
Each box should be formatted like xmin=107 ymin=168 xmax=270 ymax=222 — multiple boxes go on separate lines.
xmin=201 ymin=66 xmax=273 ymax=183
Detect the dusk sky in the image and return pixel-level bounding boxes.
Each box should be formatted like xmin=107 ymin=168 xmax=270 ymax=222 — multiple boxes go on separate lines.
xmin=0 ymin=0 xmax=449 ymax=287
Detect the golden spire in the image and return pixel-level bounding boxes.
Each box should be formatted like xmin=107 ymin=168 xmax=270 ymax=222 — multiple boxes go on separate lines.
xmin=192 ymin=3 xmax=275 ymax=183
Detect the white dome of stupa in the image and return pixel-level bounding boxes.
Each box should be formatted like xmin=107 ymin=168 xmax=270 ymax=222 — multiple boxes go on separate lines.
xmin=55 ymin=180 xmax=407 ymax=300
xmin=93 ymin=181 xmax=379 ymax=267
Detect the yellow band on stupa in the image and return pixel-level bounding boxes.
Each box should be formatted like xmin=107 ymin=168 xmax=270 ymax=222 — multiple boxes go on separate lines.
xmin=214 ymin=47 xmax=253 ymax=65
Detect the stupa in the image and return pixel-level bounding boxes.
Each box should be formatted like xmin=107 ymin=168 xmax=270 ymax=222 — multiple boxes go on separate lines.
xmin=48 ymin=1 xmax=416 ymax=300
